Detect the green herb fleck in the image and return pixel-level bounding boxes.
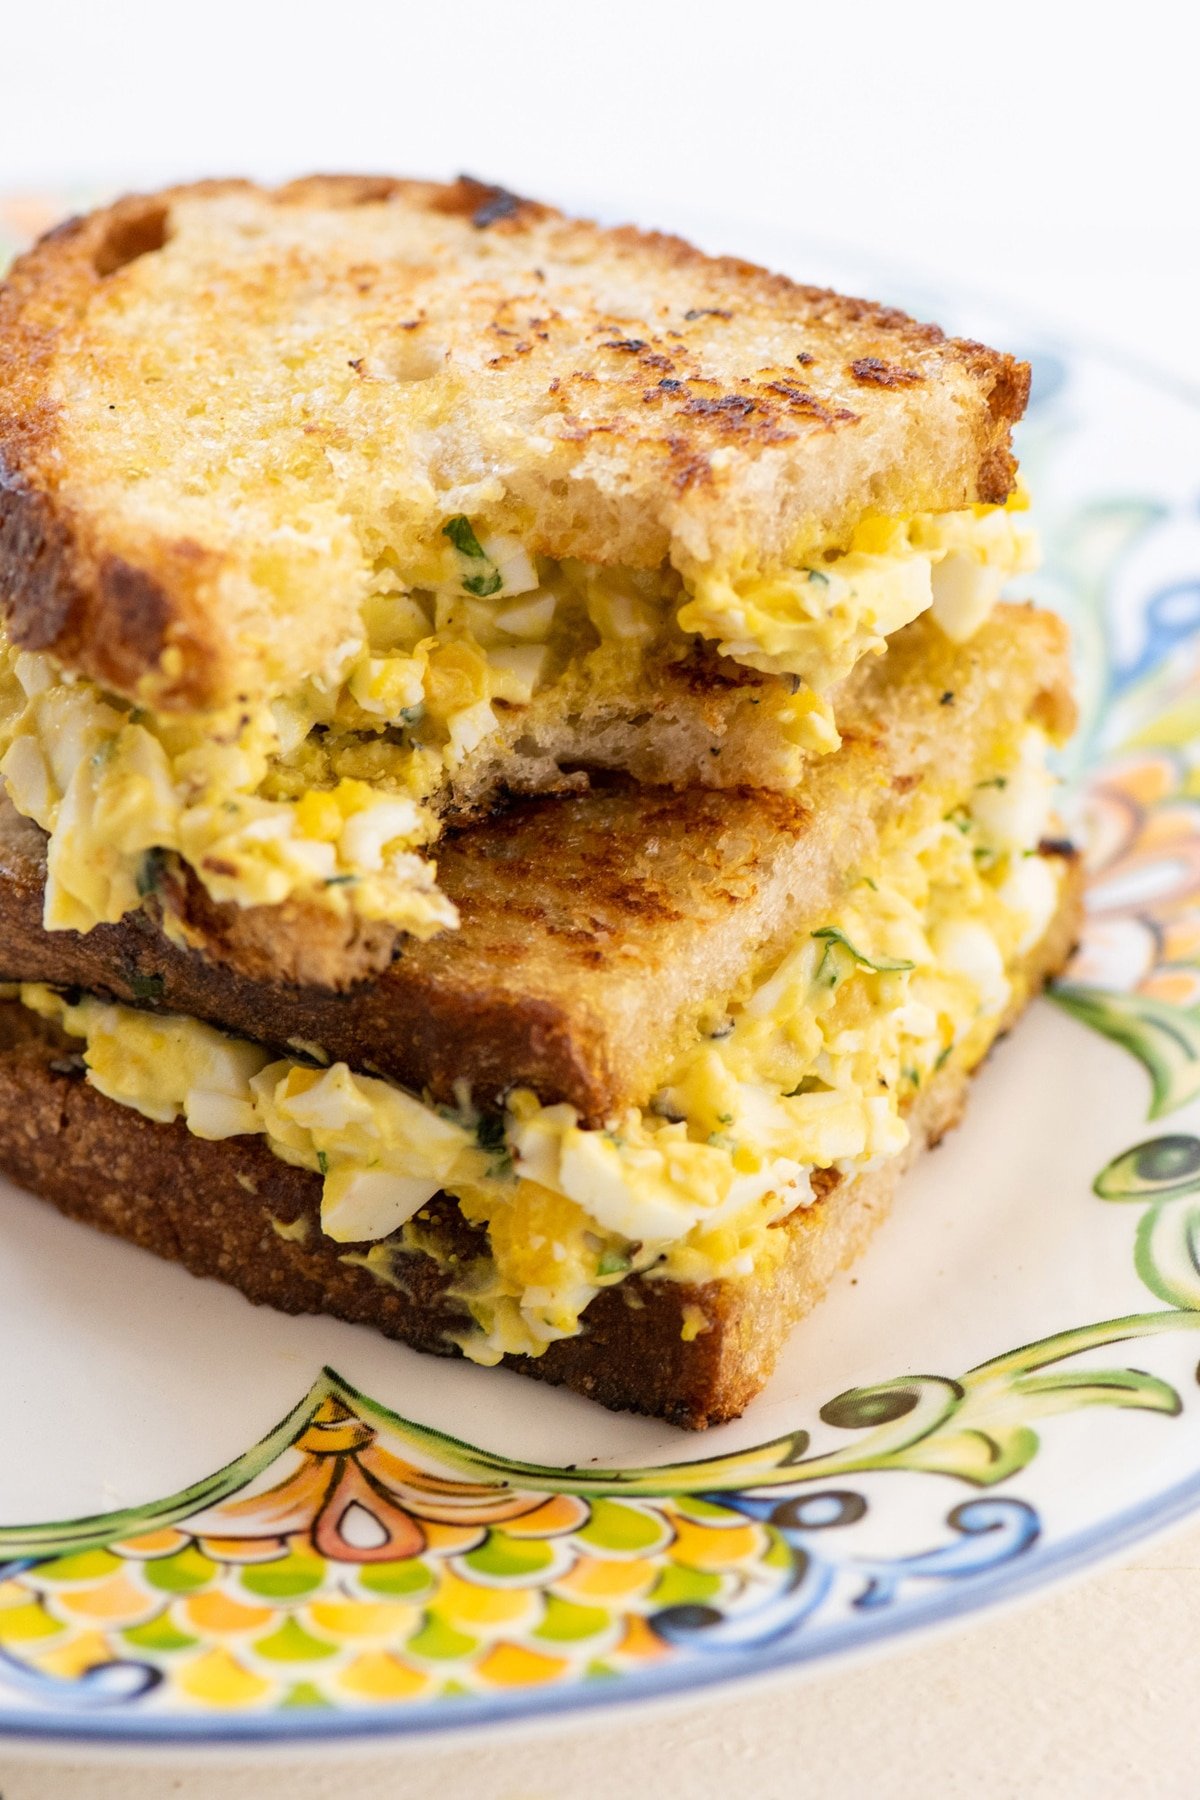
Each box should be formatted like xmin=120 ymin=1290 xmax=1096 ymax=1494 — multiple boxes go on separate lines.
xmin=316 ymin=1151 xmax=329 ymax=1176
xmin=443 ymin=515 xmax=503 ymax=596
xmin=597 ymin=1249 xmax=631 ymax=1278
xmin=975 ymin=776 xmax=1008 ymax=790
xmin=806 ymin=568 xmax=830 ymax=587
xmin=475 ymin=1115 xmax=507 ymax=1155
xmin=903 ymin=1067 xmax=921 ymax=1088
xmin=324 ymin=874 xmax=359 ymax=887
xmin=130 ymin=973 xmax=165 ymax=1003
xmin=945 ymin=805 xmax=973 ymax=834
xmin=716 ymin=1112 xmax=733 ymax=1126
xmin=135 ymin=849 xmax=166 ymax=898
xmin=810 ymin=927 xmax=915 ymax=973
xmin=934 ymin=1044 xmax=953 ymax=1071
xmin=475 ymin=1114 xmax=515 ymax=1176
xmin=442 ymin=515 xmax=488 ymax=559
xmin=462 ymin=568 xmax=504 ymax=598
xmin=814 ymin=943 xmax=843 ymax=989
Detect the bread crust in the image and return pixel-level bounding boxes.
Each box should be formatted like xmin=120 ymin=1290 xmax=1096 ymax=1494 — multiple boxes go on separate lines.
xmin=0 ymin=862 xmax=1081 ymax=1427
xmin=0 ymin=177 xmax=1029 ymax=709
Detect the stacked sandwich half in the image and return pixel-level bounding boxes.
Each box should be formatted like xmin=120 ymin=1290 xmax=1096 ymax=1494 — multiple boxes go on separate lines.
xmin=0 ymin=178 xmax=1078 ymax=1426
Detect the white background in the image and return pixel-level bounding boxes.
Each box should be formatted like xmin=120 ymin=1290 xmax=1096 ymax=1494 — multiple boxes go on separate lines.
xmin=1 ymin=2 xmax=1199 ymax=1793
xmin=3 ymin=0 xmax=1199 ymax=382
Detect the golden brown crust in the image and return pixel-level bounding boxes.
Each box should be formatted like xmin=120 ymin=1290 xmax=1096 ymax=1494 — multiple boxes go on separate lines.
xmin=0 ymin=864 xmax=1081 ymax=1428
xmin=154 ymin=862 xmax=403 ymax=991
xmin=0 ymin=606 xmax=1076 ymax=1119
xmin=0 ymin=177 xmax=1028 ymax=708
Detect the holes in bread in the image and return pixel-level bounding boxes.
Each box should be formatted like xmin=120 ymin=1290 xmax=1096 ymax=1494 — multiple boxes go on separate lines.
xmin=92 ymin=202 xmax=171 ymax=277
xmin=359 ymin=336 xmax=448 ymax=383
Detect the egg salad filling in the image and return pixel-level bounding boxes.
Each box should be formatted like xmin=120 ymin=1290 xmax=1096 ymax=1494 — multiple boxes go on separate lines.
xmin=677 ymin=494 xmax=1036 ymax=683
xmin=0 ymin=498 xmax=1034 ymax=942
xmin=13 ymin=724 xmax=1063 ymax=1361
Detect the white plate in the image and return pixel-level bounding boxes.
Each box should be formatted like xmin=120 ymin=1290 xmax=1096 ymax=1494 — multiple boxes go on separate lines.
xmin=1 ymin=195 xmax=1199 ymax=1748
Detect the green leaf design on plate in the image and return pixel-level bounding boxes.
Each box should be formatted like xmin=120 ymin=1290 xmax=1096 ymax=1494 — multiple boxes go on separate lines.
xmin=1135 ymin=1203 xmax=1200 ymax=1310
xmin=463 ymin=1533 xmax=555 ymax=1580
xmin=253 ymin=1618 xmax=338 ymax=1663
xmin=141 ymin=1545 xmax=219 ymax=1594
xmin=1050 ymin=985 xmax=1200 ymax=1120
xmin=1094 ymin=1134 xmax=1200 ymax=1202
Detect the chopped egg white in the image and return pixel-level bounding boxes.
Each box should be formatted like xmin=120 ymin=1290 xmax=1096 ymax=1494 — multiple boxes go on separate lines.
xmin=0 ymin=499 xmax=1037 ymax=940
xmin=18 ymin=725 xmax=1065 ymax=1363
xmin=677 ymin=497 xmax=1037 ymax=684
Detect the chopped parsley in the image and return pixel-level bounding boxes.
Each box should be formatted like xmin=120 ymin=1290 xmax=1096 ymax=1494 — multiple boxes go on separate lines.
xmin=596 ymin=1249 xmax=632 ymax=1277
xmin=443 ymin=514 xmax=503 ymax=597
xmin=475 ymin=1112 xmax=513 ymax=1177
xmin=135 ymin=848 xmax=166 ymax=898
xmin=475 ymin=1114 xmax=507 ymax=1155
xmin=463 ymin=568 xmax=503 ymax=597
xmin=316 ymin=1151 xmax=329 ymax=1176
xmin=324 ymin=874 xmax=359 ymax=887
xmin=975 ymin=776 xmax=1008 ymax=790
xmin=806 ymin=567 xmax=830 ymax=587
xmin=442 ymin=514 xmax=487 ymax=559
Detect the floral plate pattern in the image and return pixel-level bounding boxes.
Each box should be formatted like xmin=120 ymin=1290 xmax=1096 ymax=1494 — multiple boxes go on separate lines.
xmin=1 ymin=196 xmax=1200 ymax=1744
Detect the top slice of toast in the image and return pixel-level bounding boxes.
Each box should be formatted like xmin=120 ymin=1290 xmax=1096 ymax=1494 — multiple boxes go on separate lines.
xmin=0 ymin=176 xmax=1028 ymax=711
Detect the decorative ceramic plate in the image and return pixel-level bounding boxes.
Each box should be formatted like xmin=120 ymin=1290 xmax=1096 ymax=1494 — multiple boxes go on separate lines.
xmin=1 ymin=193 xmax=1199 ymax=1749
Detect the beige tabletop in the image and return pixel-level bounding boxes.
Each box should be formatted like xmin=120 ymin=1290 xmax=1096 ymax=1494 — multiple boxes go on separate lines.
xmin=0 ymin=1515 xmax=1195 ymax=1799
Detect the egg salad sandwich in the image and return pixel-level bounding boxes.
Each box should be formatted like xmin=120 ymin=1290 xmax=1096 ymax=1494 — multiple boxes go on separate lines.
xmin=0 ymin=608 xmax=1079 ymax=1426
xmin=0 ymin=175 xmax=1034 ymax=991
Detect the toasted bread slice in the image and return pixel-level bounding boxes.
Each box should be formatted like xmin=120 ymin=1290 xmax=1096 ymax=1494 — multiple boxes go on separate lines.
xmin=0 ymin=606 xmax=1075 ymax=1117
xmin=0 ymin=176 xmax=1026 ymax=712
xmin=0 ymin=866 xmax=1080 ymax=1427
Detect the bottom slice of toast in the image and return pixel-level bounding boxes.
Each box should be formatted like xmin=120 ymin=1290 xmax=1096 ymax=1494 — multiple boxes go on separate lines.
xmin=0 ymin=865 xmax=1080 ymax=1429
